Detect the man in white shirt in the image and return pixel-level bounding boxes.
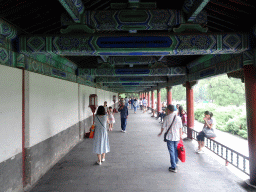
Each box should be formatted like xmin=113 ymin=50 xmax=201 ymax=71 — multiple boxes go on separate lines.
xmin=158 ymin=105 xmax=182 ymax=173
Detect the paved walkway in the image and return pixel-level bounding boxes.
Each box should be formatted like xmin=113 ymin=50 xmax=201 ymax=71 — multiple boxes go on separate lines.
xmin=29 ymin=109 xmax=253 ymax=192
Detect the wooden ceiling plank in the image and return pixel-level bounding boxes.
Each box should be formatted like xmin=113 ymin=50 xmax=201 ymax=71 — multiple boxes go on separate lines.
xmin=210 ymin=0 xmax=252 ymax=15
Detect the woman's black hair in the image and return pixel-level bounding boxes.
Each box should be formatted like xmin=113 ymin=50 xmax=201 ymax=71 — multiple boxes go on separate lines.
xmin=96 ymin=106 xmax=105 ymax=115
xmin=179 ymin=105 xmax=183 ymax=115
xmin=109 ymin=106 xmax=112 ymax=109
xmin=205 ymin=111 xmax=213 ymax=118
xmin=204 ymin=111 xmax=210 ymax=115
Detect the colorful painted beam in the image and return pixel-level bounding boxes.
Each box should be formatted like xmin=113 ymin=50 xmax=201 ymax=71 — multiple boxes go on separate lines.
xmin=182 ymin=0 xmax=210 ymax=22
xmin=83 ymin=9 xmax=188 ymax=31
xmin=0 ymin=19 xmax=17 ymax=40
xmin=77 ymin=67 xmax=185 ymax=77
xmin=103 ymin=83 xmax=157 ymax=87
xmin=95 ymin=76 xmax=167 ymax=83
xmin=19 ymin=33 xmax=249 ymax=56
xmin=58 ymin=0 xmax=84 ymax=23
xmin=98 ymin=56 xmax=164 ymax=65
xmin=188 ymin=54 xmax=243 ymax=81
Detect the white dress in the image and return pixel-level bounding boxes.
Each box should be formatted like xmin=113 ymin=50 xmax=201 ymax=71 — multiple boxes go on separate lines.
xmin=92 ymin=115 xmax=110 ymax=154
xmin=108 ymin=112 xmax=115 ymax=124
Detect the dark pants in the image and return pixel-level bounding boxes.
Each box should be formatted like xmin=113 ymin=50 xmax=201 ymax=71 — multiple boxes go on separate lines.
xmin=121 ymin=118 xmax=127 ymax=131
xmin=197 ymin=131 xmax=205 ymax=141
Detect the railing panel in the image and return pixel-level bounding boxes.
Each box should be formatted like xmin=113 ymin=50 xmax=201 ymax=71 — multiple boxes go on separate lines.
xmin=182 ymin=126 xmax=250 ymax=176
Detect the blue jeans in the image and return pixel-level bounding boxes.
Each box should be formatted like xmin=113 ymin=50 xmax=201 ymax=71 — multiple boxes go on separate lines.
xmin=121 ymin=118 xmax=127 ymax=131
xmin=166 ymin=140 xmax=178 ymax=169
xmin=134 ymin=106 xmax=137 ymax=112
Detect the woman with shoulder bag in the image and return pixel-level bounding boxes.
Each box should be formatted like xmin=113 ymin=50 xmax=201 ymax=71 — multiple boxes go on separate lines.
xmin=196 ymin=111 xmax=216 ymax=154
xmin=92 ymin=106 xmax=110 ymax=165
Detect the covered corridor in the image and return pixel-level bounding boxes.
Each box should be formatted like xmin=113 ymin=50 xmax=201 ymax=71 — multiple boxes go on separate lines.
xmin=29 ymin=109 xmax=248 ymax=192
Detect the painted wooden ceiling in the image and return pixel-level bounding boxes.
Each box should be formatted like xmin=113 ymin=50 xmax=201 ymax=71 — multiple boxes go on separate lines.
xmin=0 ymin=0 xmax=255 ymax=92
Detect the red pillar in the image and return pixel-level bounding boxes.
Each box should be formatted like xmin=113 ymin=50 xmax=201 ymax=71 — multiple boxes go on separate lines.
xmin=151 ymin=90 xmax=154 ymax=109
xmin=186 ymin=81 xmax=194 ymax=139
xmin=147 ymin=91 xmax=150 ymax=108
xmin=157 ymin=88 xmax=161 ymax=113
xmin=167 ymin=86 xmax=172 ymax=106
xmin=244 ymin=65 xmax=256 ymax=185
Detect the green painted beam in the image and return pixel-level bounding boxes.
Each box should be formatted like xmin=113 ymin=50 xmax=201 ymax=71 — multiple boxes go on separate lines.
xmin=77 ymin=67 xmax=185 ymax=77
xmin=182 ymin=0 xmax=210 ymax=22
xmin=96 ymin=76 xmax=167 ymax=83
xmin=19 ymin=32 xmax=249 ymax=56
xmin=58 ymin=0 xmax=84 ymax=23
xmin=0 ymin=19 xmax=17 ymax=39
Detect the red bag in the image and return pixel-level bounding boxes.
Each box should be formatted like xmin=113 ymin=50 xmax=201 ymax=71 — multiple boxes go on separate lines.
xmin=177 ymin=140 xmax=186 ymax=163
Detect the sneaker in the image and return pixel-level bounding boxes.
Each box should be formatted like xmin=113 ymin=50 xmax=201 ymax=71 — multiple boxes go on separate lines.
xmin=123 ymin=130 xmax=126 ymax=133
xmin=169 ymin=167 xmax=177 ymax=173
xmin=121 ymin=130 xmax=124 ymax=132
xmin=102 ymin=158 xmax=105 ymax=162
xmin=195 ymin=149 xmax=200 ymax=152
xmin=97 ymin=161 xmax=102 ymax=165
xmin=197 ymin=150 xmax=204 ymax=154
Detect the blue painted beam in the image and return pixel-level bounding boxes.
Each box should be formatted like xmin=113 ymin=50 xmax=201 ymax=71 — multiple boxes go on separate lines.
xmin=19 ymin=32 xmax=249 ymax=56
xmin=182 ymin=0 xmax=210 ymax=22
xmin=96 ymin=76 xmax=167 ymax=83
xmin=58 ymin=0 xmax=84 ymax=23
xmin=77 ymin=67 xmax=185 ymax=77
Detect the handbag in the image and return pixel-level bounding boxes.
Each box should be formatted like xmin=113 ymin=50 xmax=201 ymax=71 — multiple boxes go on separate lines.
xmin=164 ymin=115 xmax=176 ymax=142
xmin=177 ymin=140 xmax=186 ymax=162
xmin=202 ymin=127 xmax=216 ymax=138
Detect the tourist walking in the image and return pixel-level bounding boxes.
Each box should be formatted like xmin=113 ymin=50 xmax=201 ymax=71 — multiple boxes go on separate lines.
xmin=92 ymin=106 xmax=110 ymax=165
xmin=131 ymin=97 xmax=134 ymax=110
xmin=133 ymin=98 xmax=138 ymax=113
xmin=118 ymin=100 xmax=129 ymax=133
xmin=104 ymin=101 xmax=108 ymax=114
xmin=158 ymin=105 xmax=182 ymax=173
xmin=125 ymin=97 xmax=129 ymax=107
xmin=142 ymin=97 xmax=147 ymax=113
xmin=108 ymin=107 xmax=115 ymax=131
xmin=139 ymin=98 xmax=143 ymax=110
xmin=196 ymin=111 xmax=216 ymax=154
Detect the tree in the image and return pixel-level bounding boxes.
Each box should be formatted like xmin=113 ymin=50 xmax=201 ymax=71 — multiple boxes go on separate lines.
xmin=194 ymin=74 xmax=245 ymax=106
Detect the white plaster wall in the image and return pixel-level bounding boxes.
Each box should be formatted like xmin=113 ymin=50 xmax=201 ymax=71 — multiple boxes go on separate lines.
xmin=79 ymin=84 xmax=96 ymax=121
xmin=28 ymin=72 xmax=79 ymax=147
xmin=0 ymin=65 xmax=22 ymax=163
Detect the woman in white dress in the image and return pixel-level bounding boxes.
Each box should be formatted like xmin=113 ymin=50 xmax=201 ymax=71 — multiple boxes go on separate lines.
xmin=92 ymin=106 xmax=110 ymax=165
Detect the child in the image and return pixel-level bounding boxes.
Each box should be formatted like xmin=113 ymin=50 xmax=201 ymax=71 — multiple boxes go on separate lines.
xmin=108 ymin=107 xmax=115 ymax=131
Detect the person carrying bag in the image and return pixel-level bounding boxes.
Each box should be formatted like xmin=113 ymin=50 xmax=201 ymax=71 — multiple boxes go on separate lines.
xmin=158 ymin=105 xmax=183 ymax=173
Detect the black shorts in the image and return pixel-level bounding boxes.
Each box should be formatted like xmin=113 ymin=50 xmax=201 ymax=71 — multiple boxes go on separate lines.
xmin=197 ymin=131 xmax=206 ymax=141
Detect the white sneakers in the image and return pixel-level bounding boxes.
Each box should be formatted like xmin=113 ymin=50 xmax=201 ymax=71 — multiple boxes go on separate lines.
xmin=97 ymin=161 xmax=102 ymax=165
xmin=196 ymin=149 xmax=204 ymax=153
xmin=102 ymin=158 xmax=105 ymax=162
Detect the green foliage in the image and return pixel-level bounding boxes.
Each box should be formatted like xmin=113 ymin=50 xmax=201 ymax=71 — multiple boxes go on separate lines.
xmin=193 ymin=74 xmax=245 ymax=107
xmin=172 ymin=85 xmax=186 ymax=101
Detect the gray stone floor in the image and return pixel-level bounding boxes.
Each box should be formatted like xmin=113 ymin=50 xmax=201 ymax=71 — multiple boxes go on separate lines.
xmin=28 ymin=109 xmax=254 ymax=192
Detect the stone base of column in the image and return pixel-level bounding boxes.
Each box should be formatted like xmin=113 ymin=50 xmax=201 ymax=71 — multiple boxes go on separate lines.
xmin=245 ymin=179 xmax=256 ymax=189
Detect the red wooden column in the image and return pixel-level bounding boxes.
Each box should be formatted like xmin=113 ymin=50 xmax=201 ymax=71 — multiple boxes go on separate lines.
xmin=244 ymin=65 xmax=256 ymax=185
xmin=147 ymin=91 xmax=150 ymax=108
xmin=167 ymin=86 xmax=172 ymax=105
xmin=151 ymin=90 xmax=154 ymax=109
xmin=157 ymin=88 xmax=161 ymax=113
xmin=186 ymin=81 xmax=195 ymax=139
